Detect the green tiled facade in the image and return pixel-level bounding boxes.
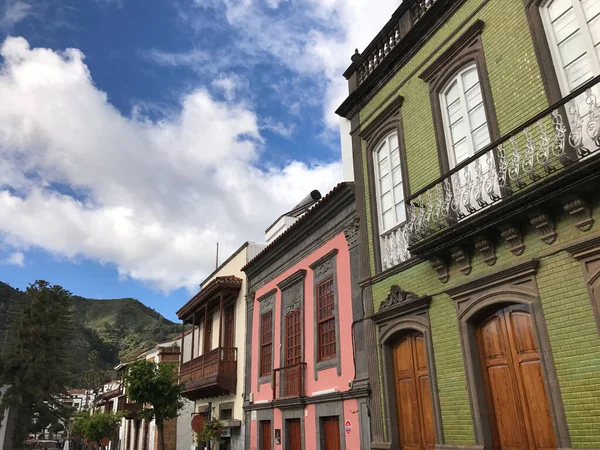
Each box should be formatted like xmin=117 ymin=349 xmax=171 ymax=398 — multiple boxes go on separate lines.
xmin=342 ymin=0 xmax=600 ymax=447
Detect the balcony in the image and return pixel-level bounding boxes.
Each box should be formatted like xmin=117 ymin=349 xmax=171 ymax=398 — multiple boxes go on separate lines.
xmin=116 ymin=396 xmax=143 ymax=420
xmin=273 ymin=362 xmax=306 ymax=400
xmin=399 ymin=76 xmax=600 ymax=260
xmin=180 ymin=347 xmax=237 ymax=400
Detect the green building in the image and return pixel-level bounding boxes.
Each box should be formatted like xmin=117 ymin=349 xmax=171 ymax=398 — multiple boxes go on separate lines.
xmin=336 ymin=0 xmax=600 ymax=449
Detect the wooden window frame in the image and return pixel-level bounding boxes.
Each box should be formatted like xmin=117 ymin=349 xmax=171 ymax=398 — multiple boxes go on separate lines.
xmin=224 ymin=304 xmax=235 ymax=349
xmin=419 ymin=20 xmax=501 ymax=176
xmin=257 ymin=289 xmax=276 ymax=389
xmin=358 ymin=96 xmax=412 ymax=274
xmin=316 ymin=277 xmax=336 ymax=361
xmin=204 ymin=313 xmax=213 ymax=354
xmin=284 ymin=309 xmax=302 ymax=366
xmin=259 ymin=310 xmax=273 ymax=378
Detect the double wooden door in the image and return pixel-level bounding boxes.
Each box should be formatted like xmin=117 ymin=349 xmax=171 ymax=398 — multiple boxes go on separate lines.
xmin=477 ymin=305 xmax=556 ymax=450
xmin=393 ymin=331 xmax=435 ymax=450
xmin=322 ymin=417 xmax=341 ymax=450
xmin=287 ymin=419 xmax=301 ymax=450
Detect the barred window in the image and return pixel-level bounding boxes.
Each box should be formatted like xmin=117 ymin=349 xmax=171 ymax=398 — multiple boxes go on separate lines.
xmin=260 ymin=311 xmax=273 ymax=377
xmin=317 ymin=278 xmax=336 ymax=361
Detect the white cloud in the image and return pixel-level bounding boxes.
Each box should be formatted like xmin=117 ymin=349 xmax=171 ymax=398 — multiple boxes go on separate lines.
xmin=2 ymin=251 xmax=24 ymax=267
xmin=186 ymin=0 xmax=398 ymax=128
xmin=0 ymin=37 xmax=341 ymax=290
xmin=0 ymin=0 xmax=32 ymax=30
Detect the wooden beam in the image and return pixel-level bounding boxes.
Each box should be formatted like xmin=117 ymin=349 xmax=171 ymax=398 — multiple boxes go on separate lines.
xmin=190 ymin=312 xmax=195 ymax=361
xmin=218 ymin=293 xmax=224 ymax=348
xmin=204 ymin=304 xmax=208 ymax=354
xmin=180 ymin=321 xmax=185 ymax=367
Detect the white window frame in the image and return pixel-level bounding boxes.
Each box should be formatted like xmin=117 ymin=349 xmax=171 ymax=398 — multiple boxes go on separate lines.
xmin=439 ymin=63 xmax=490 ymax=169
xmin=540 ymin=0 xmax=600 ymax=95
xmin=373 ymin=131 xmax=406 ymax=236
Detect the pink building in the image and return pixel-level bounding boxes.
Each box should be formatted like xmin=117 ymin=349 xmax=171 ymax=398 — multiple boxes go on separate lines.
xmin=242 ymin=183 xmax=371 ymax=450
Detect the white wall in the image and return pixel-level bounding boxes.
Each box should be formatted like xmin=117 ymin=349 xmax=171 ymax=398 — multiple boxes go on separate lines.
xmin=176 ymin=401 xmax=194 ymax=450
xmin=339 ymin=117 xmax=354 ymax=182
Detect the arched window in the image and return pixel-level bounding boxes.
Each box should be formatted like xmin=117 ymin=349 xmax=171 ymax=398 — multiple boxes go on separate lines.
xmin=541 ymin=0 xmax=600 ymax=94
xmin=373 ymin=132 xmax=406 ymax=234
xmin=439 ymin=64 xmax=491 ymax=168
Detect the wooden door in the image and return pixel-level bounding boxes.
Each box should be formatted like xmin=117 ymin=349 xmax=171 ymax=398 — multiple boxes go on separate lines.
xmin=322 ymin=417 xmax=341 ymax=450
xmin=260 ymin=421 xmax=272 ymax=450
xmin=284 ymin=309 xmax=302 ymax=396
xmin=287 ymin=419 xmax=301 ymax=450
xmin=393 ymin=331 xmax=435 ymax=450
xmin=224 ymin=305 xmax=235 ymax=348
xmin=477 ymin=305 xmax=556 ymax=450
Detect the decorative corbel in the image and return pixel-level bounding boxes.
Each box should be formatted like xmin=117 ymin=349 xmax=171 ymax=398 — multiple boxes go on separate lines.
xmin=429 ymin=256 xmax=449 ymax=283
xmin=563 ymin=197 xmax=594 ymax=232
xmin=529 ymin=211 xmax=557 ymax=245
xmin=474 ymin=236 xmax=497 ymax=266
xmin=500 ymin=224 xmax=525 ymax=256
xmin=343 ymin=218 xmax=360 ymax=249
xmin=451 ymin=246 xmax=471 ymax=276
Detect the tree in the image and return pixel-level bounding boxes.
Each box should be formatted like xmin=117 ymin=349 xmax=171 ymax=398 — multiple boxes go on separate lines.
xmin=126 ymin=360 xmax=184 ymax=450
xmin=85 ymin=351 xmax=106 ymax=406
xmin=0 ymin=281 xmax=75 ymax=444
xmin=71 ymin=411 xmax=122 ymax=450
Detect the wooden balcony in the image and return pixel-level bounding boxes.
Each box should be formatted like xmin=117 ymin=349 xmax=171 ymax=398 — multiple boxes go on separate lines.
xmin=273 ymin=362 xmax=306 ymax=400
xmin=116 ymin=395 xmax=143 ymax=420
xmin=180 ymin=347 xmax=237 ymax=400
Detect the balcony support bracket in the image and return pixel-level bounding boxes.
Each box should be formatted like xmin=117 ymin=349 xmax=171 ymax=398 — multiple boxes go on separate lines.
xmin=500 ymin=224 xmax=525 ymax=256
xmin=429 ymin=256 xmax=449 ymax=283
xmin=529 ymin=210 xmax=557 ymax=245
xmin=563 ymin=196 xmax=594 ymax=232
xmin=451 ymin=246 xmax=471 ymax=276
xmin=474 ymin=236 xmax=497 ymax=266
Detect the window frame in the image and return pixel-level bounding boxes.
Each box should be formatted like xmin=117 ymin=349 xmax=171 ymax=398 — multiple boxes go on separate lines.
xmin=256 ymin=289 xmax=276 ymax=388
xmin=439 ymin=63 xmax=492 ymax=169
xmin=309 ymin=249 xmax=341 ymax=379
xmin=539 ymin=0 xmax=600 ymax=95
xmin=359 ymin=96 xmax=412 ymax=274
xmin=419 ymin=20 xmax=500 ymax=176
xmin=259 ymin=310 xmax=273 ymax=377
xmin=316 ymin=277 xmax=336 ymax=362
xmin=204 ymin=312 xmax=213 ymax=354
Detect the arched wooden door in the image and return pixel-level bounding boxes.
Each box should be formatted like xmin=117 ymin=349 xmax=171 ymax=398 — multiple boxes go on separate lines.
xmin=392 ymin=331 xmax=435 ymax=450
xmin=477 ymin=305 xmax=557 ymax=450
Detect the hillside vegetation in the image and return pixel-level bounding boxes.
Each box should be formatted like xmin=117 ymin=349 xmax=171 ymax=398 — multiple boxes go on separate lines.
xmin=0 ymin=281 xmax=182 ymax=386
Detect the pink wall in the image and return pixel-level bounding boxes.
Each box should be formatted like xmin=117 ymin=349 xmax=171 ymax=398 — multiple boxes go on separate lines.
xmin=248 ymin=232 xmax=358 ymax=450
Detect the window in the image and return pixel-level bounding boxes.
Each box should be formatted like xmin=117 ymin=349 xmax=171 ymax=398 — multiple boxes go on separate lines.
xmin=373 ymin=132 xmax=406 ymax=233
xmin=541 ymin=0 xmax=600 ymax=94
xmin=317 ymin=278 xmax=336 ymax=361
xmin=440 ymin=64 xmax=491 ymax=168
xmin=285 ymin=309 xmax=302 ymax=366
xmin=225 ymin=305 xmax=235 ymax=349
xmin=260 ymin=311 xmax=273 ymax=377
xmin=204 ymin=313 xmax=212 ymax=354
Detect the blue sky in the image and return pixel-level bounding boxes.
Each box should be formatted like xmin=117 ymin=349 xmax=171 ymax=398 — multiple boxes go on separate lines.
xmin=0 ymin=0 xmax=396 ymax=321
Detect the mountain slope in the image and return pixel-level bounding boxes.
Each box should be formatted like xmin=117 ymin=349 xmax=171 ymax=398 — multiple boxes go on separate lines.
xmin=0 ymin=281 xmax=181 ymax=386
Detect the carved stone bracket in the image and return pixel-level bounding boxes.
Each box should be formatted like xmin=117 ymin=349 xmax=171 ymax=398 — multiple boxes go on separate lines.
xmin=500 ymin=224 xmax=525 ymax=256
xmin=563 ymin=197 xmax=594 ymax=232
xmin=344 ymin=218 xmax=360 ymax=249
xmin=451 ymin=246 xmax=471 ymax=276
xmin=529 ymin=211 xmax=557 ymax=245
xmin=474 ymin=236 xmax=496 ymax=266
xmin=379 ymin=285 xmax=420 ymax=311
xmin=430 ymin=256 xmax=449 ymax=283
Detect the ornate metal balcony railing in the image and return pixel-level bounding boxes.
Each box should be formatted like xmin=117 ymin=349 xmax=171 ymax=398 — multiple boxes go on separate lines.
xmin=179 ymin=347 xmax=237 ymax=386
xmin=403 ymin=75 xmax=600 ymax=248
xmin=356 ymin=0 xmax=441 ymax=87
xmin=382 ymin=223 xmax=412 ymax=270
xmin=273 ymin=362 xmax=306 ymax=400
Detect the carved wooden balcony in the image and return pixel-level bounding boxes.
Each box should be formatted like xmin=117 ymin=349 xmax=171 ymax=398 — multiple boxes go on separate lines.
xmin=273 ymin=362 xmax=306 ymax=400
xmin=180 ymin=347 xmax=237 ymax=400
xmin=116 ymin=396 xmax=143 ymax=420
xmin=402 ymin=76 xmax=600 ymax=258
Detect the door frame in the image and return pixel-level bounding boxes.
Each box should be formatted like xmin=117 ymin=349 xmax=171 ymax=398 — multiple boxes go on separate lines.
xmin=448 ymin=259 xmax=570 ymax=449
xmin=281 ymin=409 xmax=305 ymax=450
xmin=314 ymin=402 xmax=346 ymax=450
xmin=372 ymin=288 xmax=444 ymax=448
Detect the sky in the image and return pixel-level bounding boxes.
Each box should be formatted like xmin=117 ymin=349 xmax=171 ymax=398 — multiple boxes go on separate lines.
xmin=0 ymin=0 xmax=398 ymax=321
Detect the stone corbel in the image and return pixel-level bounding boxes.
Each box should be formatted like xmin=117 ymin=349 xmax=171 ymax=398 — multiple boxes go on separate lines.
xmin=451 ymin=246 xmax=471 ymax=276
xmin=563 ymin=197 xmax=594 ymax=232
xmin=474 ymin=236 xmax=497 ymax=266
xmin=500 ymin=224 xmax=525 ymax=256
xmin=343 ymin=218 xmax=360 ymax=249
xmin=429 ymin=256 xmax=449 ymax=283
xmin=529 ymin=211 xmax=557 ymax=245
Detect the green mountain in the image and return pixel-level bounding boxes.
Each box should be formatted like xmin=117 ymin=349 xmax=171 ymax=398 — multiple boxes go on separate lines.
xmin=0 ymin=281 xmax=182 ymax=386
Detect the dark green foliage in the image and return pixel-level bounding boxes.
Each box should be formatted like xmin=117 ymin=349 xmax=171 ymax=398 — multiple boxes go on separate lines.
xmin=71 ymin=411 xmax=123 ymax=445
xmin=126 ymin=360 xmax=184 ymax=450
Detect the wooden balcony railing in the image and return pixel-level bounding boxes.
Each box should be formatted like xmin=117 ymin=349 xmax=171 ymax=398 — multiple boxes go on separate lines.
xmin=273 ymin=362 xmax=306 ymax=400
xmin=179 ymin=347 xmax=237 ymax=386
xmin=116 ymin=396 xmax=143 ymax=419
xmin=402 ymin=76 xmax=600 ymax=252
